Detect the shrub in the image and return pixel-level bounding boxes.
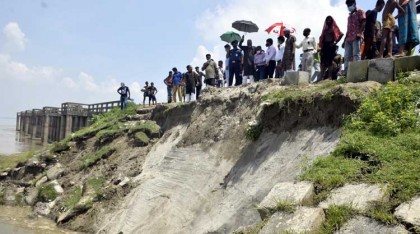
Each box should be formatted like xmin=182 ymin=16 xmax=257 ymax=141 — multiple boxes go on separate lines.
xmin=245 ymin=120 xmax=262 ymax=141
xmin=38 ymin=184 xmax=58 ymax=202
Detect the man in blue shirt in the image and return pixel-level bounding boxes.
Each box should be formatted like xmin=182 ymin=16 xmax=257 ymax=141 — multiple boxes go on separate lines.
xmin=228 ymin=40 xmax=243 ymax=86
xmin=117 ymin=82 xmax=130 ymax=110
xmin=171 ymin=67 xmax=183 ymax=103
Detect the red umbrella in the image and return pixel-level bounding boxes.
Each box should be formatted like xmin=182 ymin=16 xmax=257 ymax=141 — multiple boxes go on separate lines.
xmin=265 ymin=22 xmax=296 ymax=36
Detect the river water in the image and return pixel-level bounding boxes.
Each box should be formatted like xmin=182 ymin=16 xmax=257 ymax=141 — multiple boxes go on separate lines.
xmin=0 ymin=118 xmax=78 ymax=233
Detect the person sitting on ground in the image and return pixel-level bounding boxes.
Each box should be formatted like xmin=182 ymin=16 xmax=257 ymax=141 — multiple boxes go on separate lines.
xmin=295 ymin=28 xmax=317 ymax=74
xmin=195 ymin=66 xmax=204 ymax=100
xmin=379 ymin=0 xmax=405 ymax=58
xmin=164 ymin=71 xmax=173 ymax=103
xmin=319 ymin=16 xmax=344 ymax=80
xmin=183 ymin=65 xmax=199 ymax=103
xmin=141 ymin=81 xmax=149 ymax=106
xmin=117 ymin=82 xmax=130 ymax=110
xmin=147 ymin=82 xmax=158 ymax=106
xmin=201 ymin=54 xmax=218 ymax=87
xmin=362 ymin=0 xmax=385 ymax=59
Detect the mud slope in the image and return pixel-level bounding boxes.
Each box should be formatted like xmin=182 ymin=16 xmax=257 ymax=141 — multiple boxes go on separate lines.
xmin=98 ymin=81 xmax=379 ymax=234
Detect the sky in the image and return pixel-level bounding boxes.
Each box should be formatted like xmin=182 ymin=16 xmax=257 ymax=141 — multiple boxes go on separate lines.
xmin=0 ymin=0 xmax=384 ymax=117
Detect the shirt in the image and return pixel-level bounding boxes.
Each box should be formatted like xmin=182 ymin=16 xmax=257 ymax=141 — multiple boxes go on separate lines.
xmin=229 ymin=48 xmax=242 ymax=63
xmin=117 ymin=86 xmax=130 ymax=97
xmin=264 ymin=45 xmax=276 ymax=63
xmin=254 ymin=51 xmax=266 ymax=66
xmin=172 ymin=71 xmax=183 ymax=85
xmin=364 ymin=9 xmax=378 ymax=38
xmin=275 ymin=45 xmax=285 ymax=61
xmin=346 ymin=7 xmax=366 ymax=42
xmin=147 ymin=86 xmax=157 ymax=96
xmin=203 ymin=60 xmax=218 ymax=79
xmin=295 ymin=37 xmax=317 ymax=52
xmin=218 ymin=67 xmax=224 ymax=80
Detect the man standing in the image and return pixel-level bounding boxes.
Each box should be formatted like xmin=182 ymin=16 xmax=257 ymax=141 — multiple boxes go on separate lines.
xmin=264 ymin=38 xmax=276 ymax=78
xmin=183 ymin=65 xmax=199 ymax=103
xmin=228 ymin=40 xmax=243 ymax=86
xmin=117 ymin=82 xmax=130 ymax=110
xmin=275 ymin=36 xmax=285 ymax=78
xmin=362 ymin=0 xmax=385 ymax=59
xmin=282 ymin=29 xmax=297 ymax=72
xmin=217 ymin=60 xmax=225 ymax=87
xmin=224 ymin=44 xmax=231 ymax=87
xmin=295 ymin=28 xmax=317 ymax=74
xmin=164 ymin=71 xmax=173 ymax=103
xmin=201 ymin=54 xmax=218 ymax=87
xmin=147 ymin=82 xmax=158 ymax=106
xmin=141 ymin=81 xmax=149 ymax=106
xmin=195 ymin=66 xmax=204 ymax=99
xmin=172 ymin=67 xmax=183 ymax=103
xmin=342 ymin=0 xmax=366 ymax=75
xmin=254 ymin=46 xmax=266 ymax=81
xmin=239 ymin=36 xmax=255 ymax=84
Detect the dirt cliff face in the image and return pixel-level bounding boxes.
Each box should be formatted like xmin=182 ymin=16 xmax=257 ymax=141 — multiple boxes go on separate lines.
xmin=95 ymin=81 xmax=379 ymax=234
xmin=0 ymin=80 xmax=381 ymax=234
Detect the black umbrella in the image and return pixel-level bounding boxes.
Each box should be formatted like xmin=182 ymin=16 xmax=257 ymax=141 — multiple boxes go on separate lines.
xmin=232 ymin=20 xmax=259 ymax=33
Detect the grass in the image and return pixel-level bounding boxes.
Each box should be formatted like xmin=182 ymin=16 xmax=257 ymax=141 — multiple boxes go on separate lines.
xmin=38 ymin=184 xmax=58 ymax=202
xmin=134 ymin=131 xmax=150 ymax=146
xmin=80 ymin=146 xmax=115 ymax=169
xmin=50 ymin=141 xmax=70 ymax=153
xmin=95 ymin=123 xmax=126 ymax=144
xmin=129 ymin=121 xmax=161 ymax=138
xmin=302 ymin=80 xmax=420 ymax=226
xmin=84 ymin=177 xmax=106 ymax=201
xmin=262 ymin=81 xmax=340 ymax=104
xmin=0 ymin=151 xmax=37 ymax=172
xmin=63 ymin=186 xmax=83 ymax=210
xmin=273 ymin=200 xmax=296 ymax=213
xmin=319 ymin=205 xmax=355 ymax=234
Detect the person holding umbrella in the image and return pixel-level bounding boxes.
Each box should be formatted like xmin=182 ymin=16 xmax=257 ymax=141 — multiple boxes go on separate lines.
xmin=239 ymin=35 xmax=256 ymax=84
xmin=228 ymin=40 xmax=243 ymax=86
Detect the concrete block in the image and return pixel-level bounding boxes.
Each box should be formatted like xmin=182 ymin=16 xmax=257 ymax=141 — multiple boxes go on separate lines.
xmin=394 ymin=55 xmax=420 ymax=75
xmin=347 ymin=60 xmax=369 ymax=83
xmin=258 ymin=182 xmax=314 ymax=219
xmin=336 ymin=216 xmax=409 ymax=234
xmin=368 ymin=58 xmax=394 ymax=84
xmin=394 ymin=196 xmax=420 ymax=229
xmin=260 ymin=207 xmax=325 ymax=234
xmin=284 ymin=71 xmax=310 ymax=85
xmin=319 ymin=183 xmax=388 ymax=212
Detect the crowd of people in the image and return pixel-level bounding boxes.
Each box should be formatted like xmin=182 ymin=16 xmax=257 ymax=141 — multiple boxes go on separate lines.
xmin=118 ymin=0 xmax=420 ymax=107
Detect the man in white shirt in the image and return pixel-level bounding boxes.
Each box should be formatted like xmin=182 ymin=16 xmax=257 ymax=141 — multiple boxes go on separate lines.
xmin=295 ymin=28 xmax=317 ymax=74
xmin=275 ymin=36 xmax=286 ymax=78
xmin=264 ymin=38 xmax=277 ymax=78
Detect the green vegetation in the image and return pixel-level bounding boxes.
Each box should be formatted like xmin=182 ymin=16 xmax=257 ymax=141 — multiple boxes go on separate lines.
xmin=50 ymin=141 xmax=70 ymax=153
xmin=95 ymin=123 xmax=126 ymax=144
xmin=240 ymin=218 xmax=270 ymax=234
xmin=319 ymin=205 xmax=355 ymax=234
xmin=84 ymin=177 xmax=106 ymax=201
xmin=262 ymin=81 xmax=340 ymax=104
xmin=134 ymin=132 xmax=150 ymax=146
xmin=67 ymin=102 xmax=137 ymax=142
xmin=63 ymin=186 xmax=83 ymax=210
xmin=129 ymin=121 xmax=161 ymax=138
xmin=302 ymin=80 xmax=420 ymax=227
xmin=38 ymin=184 xmax=58 ymax=202
xmin=0 ymin=151 xmax=36 ymax=172
xmin=81 ymin=146 xmax=115 ymax=169
xmin=245 ymin=121 xmax=263 ymax=141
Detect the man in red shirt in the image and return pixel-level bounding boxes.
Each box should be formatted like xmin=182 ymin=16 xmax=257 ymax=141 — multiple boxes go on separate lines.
xmin=342 ymin=0 xmax=366 ymax=75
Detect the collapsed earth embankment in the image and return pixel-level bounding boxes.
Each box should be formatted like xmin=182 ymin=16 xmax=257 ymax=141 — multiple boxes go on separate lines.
xmin=1 ymin=77 xmax=420 ymax=234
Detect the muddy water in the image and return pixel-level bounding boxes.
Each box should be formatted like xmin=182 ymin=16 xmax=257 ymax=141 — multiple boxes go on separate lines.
xmin=0 ymin=206 xmax=79 ymax=234
xmin=0 ymin=118 xmax=43 ymax=155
